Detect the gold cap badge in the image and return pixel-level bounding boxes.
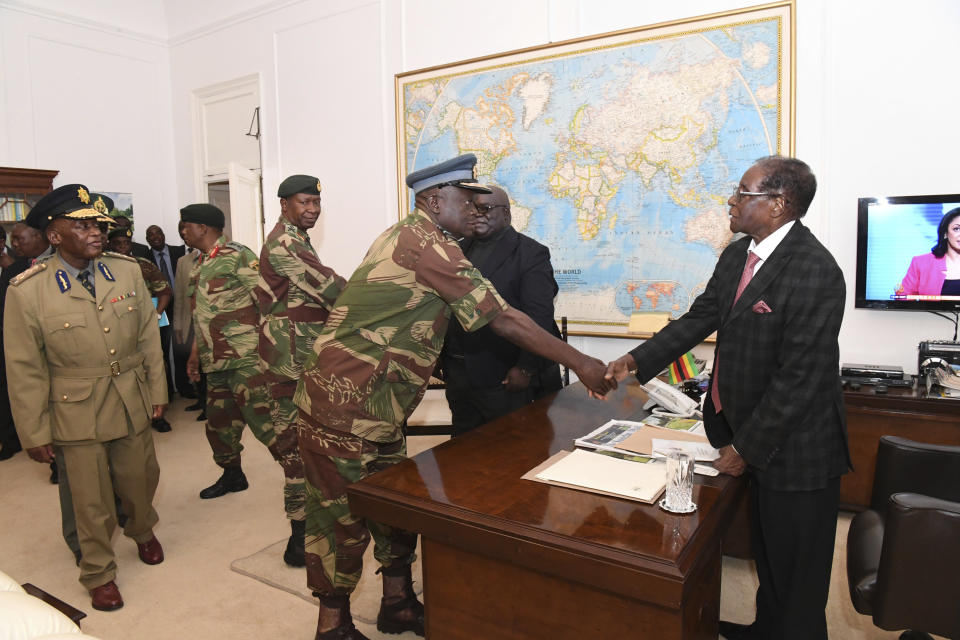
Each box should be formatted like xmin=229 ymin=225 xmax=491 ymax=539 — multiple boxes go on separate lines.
xmin=78 ymin=186 xmax=90 ymax=204
xmin=93 ymin=196 xmax=107 ymax=213
xmin=317 ymin=180 xmax=323 ymax=193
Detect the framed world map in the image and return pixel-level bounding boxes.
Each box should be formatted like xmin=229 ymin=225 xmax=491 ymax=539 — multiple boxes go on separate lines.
xmin=396 ymin=1 xmax=794 ymax=336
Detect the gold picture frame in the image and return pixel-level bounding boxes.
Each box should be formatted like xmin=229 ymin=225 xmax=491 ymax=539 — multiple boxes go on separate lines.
xmin=396 ymin=1 xmax=794 ymax=337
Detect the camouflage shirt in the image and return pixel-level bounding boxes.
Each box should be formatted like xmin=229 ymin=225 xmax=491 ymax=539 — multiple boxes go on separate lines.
xmin=189 ymin=236 xmax=260 ymax=372
xmin=135 ymin=256 xmax=173 ymax=299
xmin=295 ymin=208 xmax=508 ymax=444
xmin=256 ymin=218 xmax=346 ymax=382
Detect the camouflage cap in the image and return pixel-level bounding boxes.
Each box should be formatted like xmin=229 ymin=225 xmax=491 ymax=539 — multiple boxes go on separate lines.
xmin=180 ymin=203 xmax=225 ymax=228
xmin=278 ymin=174 xmax=322 ymax=198
xmin=26 ymin=184 xmax=115 ymax=230
xmin=405 ymin=153 xmax=492 ymax=195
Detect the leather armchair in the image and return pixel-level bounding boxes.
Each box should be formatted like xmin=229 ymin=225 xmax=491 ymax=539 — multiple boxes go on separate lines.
xmin=846 ymin=435 xmax=960 ymax=640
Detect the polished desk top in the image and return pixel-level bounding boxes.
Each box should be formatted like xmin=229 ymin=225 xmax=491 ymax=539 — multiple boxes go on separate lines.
xmin=348 ymin=380 xmax=746 ymax=610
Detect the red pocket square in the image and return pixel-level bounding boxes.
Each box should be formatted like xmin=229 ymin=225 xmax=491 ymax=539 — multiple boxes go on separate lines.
xmin=752 ymin=300 xmax=772 ymax=314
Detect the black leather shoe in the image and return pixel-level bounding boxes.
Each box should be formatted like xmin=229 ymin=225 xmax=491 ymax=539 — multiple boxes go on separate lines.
xmin=377 ymin=595 xmax=424 ymax=636
xmin=199 ymin=467 xmax=248 ymax=499
xmin=196 ymin=411 xmax=207 ymax=421
xmin=152 ymin=417 xmax=172 ymax=432
xmin=0 ymin=441 xmax=22 ymax=460
xmin=185 ymin=401 xmax=203 ymax=411
xmin=719 ymin=620 xmax=759 ymax=640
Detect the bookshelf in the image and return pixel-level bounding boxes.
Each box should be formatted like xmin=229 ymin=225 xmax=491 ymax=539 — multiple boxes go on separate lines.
xmin=0 ymin=167 xmax=59 ymax=226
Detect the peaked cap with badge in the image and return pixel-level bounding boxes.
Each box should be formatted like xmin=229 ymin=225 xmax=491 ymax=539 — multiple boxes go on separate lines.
xmin=90 ymin=193 xmax=115 ymax=217
xmin=277 ymin=174 xmax=322 ymax=198
xmin=405 ymin=153 xmax=492 ymax=195
xmin=26 ymin=184 xmax=115 ymax=230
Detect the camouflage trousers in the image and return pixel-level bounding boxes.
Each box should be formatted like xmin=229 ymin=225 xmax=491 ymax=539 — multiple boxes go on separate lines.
xmin=298 ymin=420 xmax=417 ymax=596
xmin=205 ymin=368 xmax=305 ymax=520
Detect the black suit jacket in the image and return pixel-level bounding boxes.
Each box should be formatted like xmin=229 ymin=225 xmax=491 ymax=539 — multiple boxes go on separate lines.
xmin=630 ymin=222 xmax=850 ymax=491
xmin=448 ymin=226 xmax=562 ymax=392
xmin=151 ymin=244 xmax=186 ymax=279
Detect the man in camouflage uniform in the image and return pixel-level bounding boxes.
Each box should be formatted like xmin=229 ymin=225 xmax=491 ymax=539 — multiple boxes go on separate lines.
xmin=296 ymin=154 xmax=613 ymax=640
xmin=256 ymin=174 xmax=345 ymax=567
xmin=107 ymin=226 xmax=174 ymax=433
xmin=181 ymin=204 xmax=307 ymax=541
xmin=5 ymin=184 xmax=167 ymax=612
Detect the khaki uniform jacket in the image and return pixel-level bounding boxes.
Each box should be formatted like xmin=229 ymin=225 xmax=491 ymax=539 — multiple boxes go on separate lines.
xmin=3 ymin=253 xmax=168 ymax=448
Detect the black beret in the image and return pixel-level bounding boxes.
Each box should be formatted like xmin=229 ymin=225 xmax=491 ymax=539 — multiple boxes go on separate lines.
xmin=405 ymin=153 xmax=491 ymax=195
xmin=278 ymin=175 xmax=322 ymax=198
xmin=108 ymin=227 xmax=133 ymax=240
xmin=26 ymin=184 xmax=114 ymax=230
xmin=180 ymin=203 xmax=225 ymax=228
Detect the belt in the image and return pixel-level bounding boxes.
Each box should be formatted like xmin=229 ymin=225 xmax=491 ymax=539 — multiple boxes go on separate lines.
xmin=50 ymin=353 xmax=145 ymax=379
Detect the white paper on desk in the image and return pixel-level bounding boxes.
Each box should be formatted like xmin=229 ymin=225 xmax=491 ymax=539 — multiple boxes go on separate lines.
xmin=650 ymin=438 xmax=720 ymax=462
xmin=534 ymin=449 xmax=665 ymax=502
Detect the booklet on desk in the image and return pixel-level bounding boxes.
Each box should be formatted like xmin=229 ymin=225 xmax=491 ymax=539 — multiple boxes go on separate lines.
xmin=523 ymin=449 xmax=666 ymax=504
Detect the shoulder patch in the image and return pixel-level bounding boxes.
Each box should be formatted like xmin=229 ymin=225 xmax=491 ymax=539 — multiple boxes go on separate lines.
xmin=10 ymin=262 xmax=48 ymax=286
xmin=102 ymin=251 xmax=138 ymax=263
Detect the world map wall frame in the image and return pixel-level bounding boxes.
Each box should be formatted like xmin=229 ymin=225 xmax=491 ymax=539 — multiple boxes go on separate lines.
xmin=396 ymin=1 xmax=794 ymax=337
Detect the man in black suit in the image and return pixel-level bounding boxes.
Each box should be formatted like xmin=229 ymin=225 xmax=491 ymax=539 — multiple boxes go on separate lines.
xmin=441 ymin=185 xmax=563 ymax=436
xmin=146 ymin=224 xmax=190 ymax=398
xmin=606 ymin=156 xmax=850 ymax=640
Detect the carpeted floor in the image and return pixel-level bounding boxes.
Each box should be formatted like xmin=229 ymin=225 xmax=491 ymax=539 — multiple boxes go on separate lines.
xmin=0 ymin=396 xmax=939 ymax=639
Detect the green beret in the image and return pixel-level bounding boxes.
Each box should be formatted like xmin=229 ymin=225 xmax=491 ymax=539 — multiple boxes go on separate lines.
xmin=278 ymin=174 xmax=322 ymax=198
xmin=180 ymin=203 xmax=225 ymax=228
xmin=108 ymin=227 xmax=133 ymax=240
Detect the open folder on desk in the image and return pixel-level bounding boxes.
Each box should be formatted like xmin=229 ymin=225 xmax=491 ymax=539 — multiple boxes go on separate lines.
xmin=617 ymin=424 xmax=716 ymax=460
xmin=523 ymin=449 xmax=666 ymax=503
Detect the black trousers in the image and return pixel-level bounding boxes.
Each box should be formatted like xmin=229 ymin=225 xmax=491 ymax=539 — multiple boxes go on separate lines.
xmin=442 ymin=356 xmax=533 ymax=438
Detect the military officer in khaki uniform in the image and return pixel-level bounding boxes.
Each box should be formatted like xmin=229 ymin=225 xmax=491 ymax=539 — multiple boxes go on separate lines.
xmin=4 ymin=184 xmax=167 ymax=612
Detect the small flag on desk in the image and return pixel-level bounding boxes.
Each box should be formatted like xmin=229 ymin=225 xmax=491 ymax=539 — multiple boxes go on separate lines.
xmin=666 ymin=352 xmax=700 ymax=384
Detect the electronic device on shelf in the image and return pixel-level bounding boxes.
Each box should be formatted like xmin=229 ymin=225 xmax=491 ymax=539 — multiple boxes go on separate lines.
xmin=855 ymin=193 xmax=960 ymax=311
xmin=840 ymin=374 xmax=914 ymax=388
xmin=841 ymin=363 xmax=904 ymax=380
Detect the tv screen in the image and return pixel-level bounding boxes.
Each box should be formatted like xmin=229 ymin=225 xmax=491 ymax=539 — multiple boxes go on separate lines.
xmin=856 ymin=194 xmax=960 ymax=310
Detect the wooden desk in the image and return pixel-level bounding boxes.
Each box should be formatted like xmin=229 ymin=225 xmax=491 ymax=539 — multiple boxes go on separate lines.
xmin=843 ymin=384 xmax=960 ymax=509
xmin=348 ymin=380 xmax=747 ymax=639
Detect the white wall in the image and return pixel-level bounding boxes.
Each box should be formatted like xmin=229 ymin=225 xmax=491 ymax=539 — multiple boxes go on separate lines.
xmin=5 ymin=0 xmax=960 ymax=375
xmin=0 ymin=1 xmax=178 ymax=245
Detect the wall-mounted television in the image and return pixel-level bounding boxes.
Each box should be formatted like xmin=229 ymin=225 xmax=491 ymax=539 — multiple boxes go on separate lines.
xmin=856 ymin=193 xmax=960 ymax=311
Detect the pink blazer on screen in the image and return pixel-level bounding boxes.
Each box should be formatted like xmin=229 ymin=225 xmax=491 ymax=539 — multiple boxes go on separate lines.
xmin=897 ymin=253 xmax=946 ymax=295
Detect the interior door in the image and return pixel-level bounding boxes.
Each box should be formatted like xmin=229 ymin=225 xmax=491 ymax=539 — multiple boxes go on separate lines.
xmin=227 ymin=161 xmax=263 ymax=252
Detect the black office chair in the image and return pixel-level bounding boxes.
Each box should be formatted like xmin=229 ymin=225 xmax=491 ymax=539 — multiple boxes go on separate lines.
xmin=846 ymin=435 xmax=960 ymax=640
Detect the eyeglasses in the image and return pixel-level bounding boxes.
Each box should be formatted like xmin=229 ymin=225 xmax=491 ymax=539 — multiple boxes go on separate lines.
xmin=732 ymin=188 xmax=783 ymax=202
xmin=474 ymin=204 xmax=508 ymax=215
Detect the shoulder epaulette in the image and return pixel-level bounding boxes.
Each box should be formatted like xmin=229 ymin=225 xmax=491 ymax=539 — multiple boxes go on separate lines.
xmin=224 ymin=240 xmax=249 ymax=252
xmin=10 ymin=262 xmax=48 ymax=286
xmin=102 ymin=251 xmax=138 ymax=263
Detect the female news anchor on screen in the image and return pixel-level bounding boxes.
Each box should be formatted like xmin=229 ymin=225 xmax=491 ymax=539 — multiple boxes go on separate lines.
xmin=897 ymin=207 xmax=960 ymax=295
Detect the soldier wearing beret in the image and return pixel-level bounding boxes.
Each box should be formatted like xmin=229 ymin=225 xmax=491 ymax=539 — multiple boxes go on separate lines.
xmin=4 ymin=184 xmax=167 ymax=612
xmin=182 ymin=203 xmax=306 ymax=547
xmin=296 ymin=154 xmax=614 ymax=639
xmin=255 ymin=175 xmax=346 ymax=567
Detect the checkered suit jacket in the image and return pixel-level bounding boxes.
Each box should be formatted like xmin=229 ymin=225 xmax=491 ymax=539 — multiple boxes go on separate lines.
xmin=631 ymin=221 xmax=851 ymax=491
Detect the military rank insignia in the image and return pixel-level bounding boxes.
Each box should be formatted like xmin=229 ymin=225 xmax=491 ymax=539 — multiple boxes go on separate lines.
xmin=98 ymin=261 xmax=116 ymax=282
xmin=317 ymin=179 xmax=323 ymax=192
xmin=55 ymin=270 xmax=71 ymax=293
xmin=77 ymin=186 xmax=90 ymax=204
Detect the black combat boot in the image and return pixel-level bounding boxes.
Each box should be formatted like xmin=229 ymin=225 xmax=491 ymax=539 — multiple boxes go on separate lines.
xmin=283 ymin=518 xmax=306 ymax=567
xmin=377 ymin=564 xmax=424 ymax=636
xmin=314 ymin=593 xmax=370 ymax=640
xmin=198 ymin=466 xmax=248 ymax=499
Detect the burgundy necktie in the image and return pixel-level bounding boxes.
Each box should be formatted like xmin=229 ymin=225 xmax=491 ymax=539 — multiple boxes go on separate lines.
xmin=710 ymin=250 xmax=760 ymax=413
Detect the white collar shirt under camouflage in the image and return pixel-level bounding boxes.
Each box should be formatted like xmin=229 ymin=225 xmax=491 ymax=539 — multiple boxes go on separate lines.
xmin=189 ymin=235 xmax=261 ymax=372
xmin=294 ymin=208 xmax=508 ymax=444
xmin=256 ymin=217 xmax=346 ymax=382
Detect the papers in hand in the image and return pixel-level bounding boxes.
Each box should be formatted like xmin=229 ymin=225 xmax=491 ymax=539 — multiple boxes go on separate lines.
xmin=532 ymin=449 xmax=666 ymax=503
